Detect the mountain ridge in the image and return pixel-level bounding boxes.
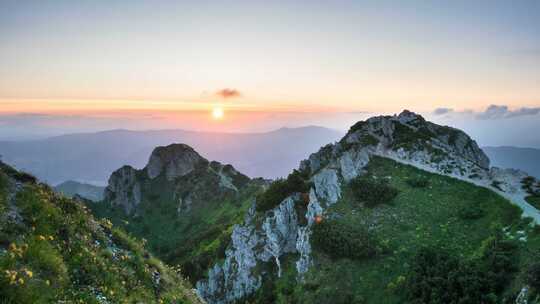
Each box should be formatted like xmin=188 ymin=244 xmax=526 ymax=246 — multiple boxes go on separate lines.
xmin=194 ymin=110 xmax=540 ymax=303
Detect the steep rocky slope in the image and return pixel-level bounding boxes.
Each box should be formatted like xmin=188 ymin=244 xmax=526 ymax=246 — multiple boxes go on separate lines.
xmin=196 ymin=110 xmax=540 ymax=304
xmin=93 ymin=144 xmax=266 ymax=282
xmin=0 ymin=161 xmax=202 ymax=303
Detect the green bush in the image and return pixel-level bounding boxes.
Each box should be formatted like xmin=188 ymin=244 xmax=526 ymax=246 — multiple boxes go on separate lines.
xmin=256 ymin=170 xmax=310 ymax=212
xmin=406 ymin=177 xmax=429 ymax=188
xmin=522 ymin=176 xmax=538 ymax=195
xmin=349 ymin=177 xmax=398 ymax=208
xmin=311 ymin=219 xmax=377 ymax=260
xmin=458 ymin=204 xmax=485 ymax=220
xmin=404 ymin=233 xmax=518 ymax=303
xmin=526 ymin=263 xmax=540 ymax=290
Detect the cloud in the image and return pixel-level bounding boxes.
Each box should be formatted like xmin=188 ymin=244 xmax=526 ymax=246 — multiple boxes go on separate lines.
xmin=476 ymin=105 xmax=540 ymax=120
xmin=431 ymin=105 xmax=540 ymax=120
xmin=216 ymin=88 xmax=241 ymax=99
xmin=433 ymin=107 xmax=454 ymax=115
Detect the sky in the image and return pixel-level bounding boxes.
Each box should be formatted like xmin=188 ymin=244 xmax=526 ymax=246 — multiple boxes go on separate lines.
xmin=1 ymin=0 xmax=540 ymax=146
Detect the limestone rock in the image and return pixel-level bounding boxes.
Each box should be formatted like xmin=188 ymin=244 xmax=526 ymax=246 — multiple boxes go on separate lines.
xmin=104 ymin=165 xmax=141 ymax=214
xmin=146 ymin=144 xmax=205 ymax=180
xmin=313 ymin=168 xmax=341 ymax=205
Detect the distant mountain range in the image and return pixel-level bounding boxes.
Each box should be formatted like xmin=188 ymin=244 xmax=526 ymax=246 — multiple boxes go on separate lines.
xmin=483 ymin=146 xmax=540 ymax=178
xmin=54 ymin=180 xmax=105 ymax=202
xmin=0 ymin=126 xmax=343 ymax=185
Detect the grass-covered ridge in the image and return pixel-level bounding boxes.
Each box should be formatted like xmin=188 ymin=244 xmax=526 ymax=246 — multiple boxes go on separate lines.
xmin=0 ymin=163 xmax=202 ymax=304
xmin=249 ymin=156 xmax=540 ymax=303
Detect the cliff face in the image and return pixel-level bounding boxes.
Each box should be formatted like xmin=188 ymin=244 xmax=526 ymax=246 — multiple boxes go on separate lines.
xmin=104 ymin=165 xmax=141 ymax=214
xmin=196 ymin=110 xmax=540 ymax=304
xmin=103 ymin=143 xmax=251 ymax=215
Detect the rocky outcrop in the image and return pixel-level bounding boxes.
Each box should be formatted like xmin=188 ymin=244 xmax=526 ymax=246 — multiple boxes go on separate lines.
xmin=515 ymin=286 xmax=529 ymax=304
xmin=196 ymin=205 xmax=262 ymax=304
xmin=103 ymin=165 xmax=141 ymax=214
xmin=146 ymin=144 xmax=205 ymax=180
xmin=261 ymin=195 xmax=299 ymax=277
xmin=104 ymin=143 xmax=251 ymax=216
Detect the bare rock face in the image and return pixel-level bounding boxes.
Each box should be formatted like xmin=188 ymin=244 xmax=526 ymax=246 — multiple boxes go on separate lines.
xmin=104 ymin=165 xmax=141 ymax=214
xmin=146 ymin=144 xmax=205 ymax=180
xmin=104 ymin=143 xmax=250 ymax=216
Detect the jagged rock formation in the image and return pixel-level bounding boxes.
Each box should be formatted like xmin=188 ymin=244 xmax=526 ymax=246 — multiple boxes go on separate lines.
xmin=147 ymin=144 xmax=205 ymax=180
xmin=196 ymin=110 xmax=540 ymax=304
xmin=103 ymin=143 xmax=250 ymax=215
xmin=104 ymin=166 xmax=141 ymax=213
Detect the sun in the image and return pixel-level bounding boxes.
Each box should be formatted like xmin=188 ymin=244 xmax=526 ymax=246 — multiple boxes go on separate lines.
xmin=212 ymin=107 xmax=224 ymax=119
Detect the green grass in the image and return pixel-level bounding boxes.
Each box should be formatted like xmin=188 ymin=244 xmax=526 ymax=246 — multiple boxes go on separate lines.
xmin=0 ymin=166 xmax=202 ymax=304
xmin=279 ymin=156 xmax=536 ymax=303
xmin=91 ymin=174 xmax=260 ymax=283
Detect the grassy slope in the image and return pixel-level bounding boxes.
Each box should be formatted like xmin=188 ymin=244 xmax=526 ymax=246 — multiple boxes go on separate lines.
xmin=91 ymin=173 xmax=260 ymax=283
xmin=0 ymin=167 xmax=202 ymax=304
xmin=265 ymin=156 xmax=539 ymax=304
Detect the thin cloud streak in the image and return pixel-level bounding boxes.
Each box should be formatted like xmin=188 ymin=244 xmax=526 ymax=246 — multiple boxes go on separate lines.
xmin=216 ymin=89 xmax=241 ymax=99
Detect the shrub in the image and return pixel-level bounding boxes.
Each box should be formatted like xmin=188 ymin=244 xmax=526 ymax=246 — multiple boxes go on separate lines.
xmin=358 ymin=134 xmax=379 ymax=147
xmin=404 ymin=233 xmax=518 ymax=303
xmin=256 ymin=170 xmax=310 ymax=212
xmin=347 ymin=120 xmax=367 ymax=134
xmin=526 ymin=263 xmax=540 ymax=290
xmin=311 ymin=219 xmax=377 ymax=260
xmin=349 ymin=177 xmax=398 ymax=208
xmin=406 ymin=177 xmax=429 ymax=188
xmin=522 ymin=176 xmax=538 ymax=195
xmin=491 ymin=180 xmax=503 ymax=191
xmin=458 ymin=204 xmax=485 ymax=220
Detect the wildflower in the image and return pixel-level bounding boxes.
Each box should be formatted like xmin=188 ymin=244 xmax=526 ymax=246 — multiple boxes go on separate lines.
xmin=38 ymin=235 xmax=46 ymax=241
xmin=24 ymin=269 xmax=33 ymax=278
xmin=18 ymin=277 xmax=24 ymax=285
xmin=48 ymin=235 xmax=54 ymax=241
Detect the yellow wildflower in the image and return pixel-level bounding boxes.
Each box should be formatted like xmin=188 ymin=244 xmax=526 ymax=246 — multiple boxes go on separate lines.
xmin=38 ymin=235 xmax=46 ymax=241
xmin=48 ymin=235 xmax=54 ymax=241
xmin=24 ymin=269 xmax=33 ymax=278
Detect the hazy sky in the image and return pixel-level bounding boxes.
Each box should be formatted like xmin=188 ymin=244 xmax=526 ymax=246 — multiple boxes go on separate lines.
xmin=1 ymin=1 xmax=540 ymax=145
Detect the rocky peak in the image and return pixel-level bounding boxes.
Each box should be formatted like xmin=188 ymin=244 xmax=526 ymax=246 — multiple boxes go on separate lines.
xmin=146 ymin=144 xmax=206 ymax=180
xmin=343 ymin=110 xmax=490 ymax=170
xmin=104 ymin=143 xmax=251 ymax=216
xmin=104 ymin=165 xmax=141 ymax=214
xmin=396 ymin=109 xmax=425 ymax=124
